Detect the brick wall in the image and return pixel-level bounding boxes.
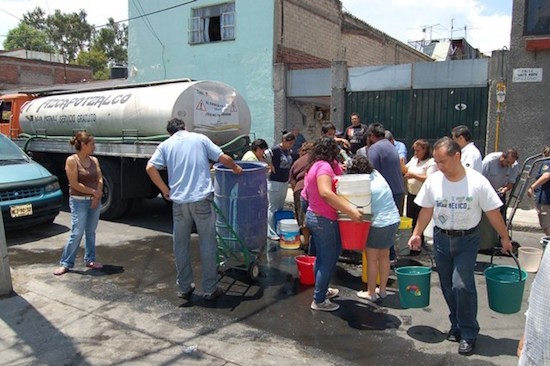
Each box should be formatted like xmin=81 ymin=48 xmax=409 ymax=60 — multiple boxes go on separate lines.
xmin=0 ymin=56 xmax=92 ymax=91
xmin=275 ymin=0 xmax=430 ymax=69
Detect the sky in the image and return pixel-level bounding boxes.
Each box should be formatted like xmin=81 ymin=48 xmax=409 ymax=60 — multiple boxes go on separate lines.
xmin=0 ymin=0 xmax=513 ymax=54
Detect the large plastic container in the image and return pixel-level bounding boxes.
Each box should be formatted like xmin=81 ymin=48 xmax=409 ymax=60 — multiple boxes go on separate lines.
xmin=395 ymin=266 xmax=432 ymax=308
xmin=279 ymin=219 xmax=300 ymax=249
xmin=336 ymin=174 xmax=372 ymax=213
xmin=518 ymin=247 xmax=543 ymax=273
xmin=295 ymin=255 xmax=316 ymax=285
xmin=214 ymin=161 xmax=268 ymax=249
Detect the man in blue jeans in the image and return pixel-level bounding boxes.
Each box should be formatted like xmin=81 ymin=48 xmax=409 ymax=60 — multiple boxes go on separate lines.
xmin=146 ymin=118 xmax=242 ymax=301
xmin=408 ymin=137 xmax=512 ymax=355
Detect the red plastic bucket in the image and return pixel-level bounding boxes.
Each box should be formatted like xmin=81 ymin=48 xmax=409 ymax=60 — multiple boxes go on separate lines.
xmin=295 ymin=255 xmax=316 ymax=285
xmin=338 ymin=219 xmax=371 ymax=251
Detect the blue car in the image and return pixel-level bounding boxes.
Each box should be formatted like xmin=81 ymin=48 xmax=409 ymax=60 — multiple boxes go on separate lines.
xmin=0 ymin=133 xmax=63 ymax=230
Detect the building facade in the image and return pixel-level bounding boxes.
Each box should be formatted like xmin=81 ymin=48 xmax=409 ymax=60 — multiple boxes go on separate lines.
xmin=487 ymin=0 xmax=550 ymax=160
xmin=127 ymin=0 xmax=431 ymax=144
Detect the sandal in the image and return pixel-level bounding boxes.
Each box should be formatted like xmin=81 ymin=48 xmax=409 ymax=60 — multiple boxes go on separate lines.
xmin=86 ymin=261 xmax=103 ymax=270
xmin=53 ymin=267 xmax=69 ymax=276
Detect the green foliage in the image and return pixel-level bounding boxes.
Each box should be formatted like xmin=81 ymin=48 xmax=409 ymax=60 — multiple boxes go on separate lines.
xmin=75 ymin=49 xmax=108 ymax=80
xmin=3 ymin=7 xmax=128 ymax=80
xmin=3 ymin=23 xmax=53 ymax=53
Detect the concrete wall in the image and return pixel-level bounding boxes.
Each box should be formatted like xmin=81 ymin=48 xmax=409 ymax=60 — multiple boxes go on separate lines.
xmin=501 ymin=0 xmax=550 ymax=160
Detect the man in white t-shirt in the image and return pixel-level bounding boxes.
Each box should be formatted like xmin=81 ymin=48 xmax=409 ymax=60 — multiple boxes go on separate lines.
xmin=451 ymin=125 xmax=482 ymax=172
xmin=408 ymin=137 xmax=512 ymax=355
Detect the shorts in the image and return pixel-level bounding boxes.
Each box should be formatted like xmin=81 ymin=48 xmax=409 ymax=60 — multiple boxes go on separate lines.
xmin=537 ymin=204 xmax=550 ymax=231
xmin=366 ymin=222 xmax=399 ymax=249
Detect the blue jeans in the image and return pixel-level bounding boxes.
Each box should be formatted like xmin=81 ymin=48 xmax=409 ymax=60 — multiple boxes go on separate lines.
xmin=172 ymin=195 xmax=218 ymax=294
xmin=434 ymin=227 xmax=480 ymax=340
xmin=267 ymin=181 xmax=288 ymax=237
xmin=59 ymin=197 xmax=101 ymax=268
xmin=306 ymin=211 xmax=342 ymax=303
xmin=301 ymin=197 xmax=316 ymax=256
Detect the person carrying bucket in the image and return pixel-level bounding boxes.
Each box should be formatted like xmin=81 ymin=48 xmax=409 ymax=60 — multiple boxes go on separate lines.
xmin=408 ymin=137 xmax=512 ymax=355
xmin=303 ymin=137 xmax=362 ymax=312
xmin=347 ymin=155 xmax=400 ymax=302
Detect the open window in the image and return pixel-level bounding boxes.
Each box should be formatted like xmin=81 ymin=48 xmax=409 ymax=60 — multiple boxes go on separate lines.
xmin=189 ymin=2 xmax=235 ymax=44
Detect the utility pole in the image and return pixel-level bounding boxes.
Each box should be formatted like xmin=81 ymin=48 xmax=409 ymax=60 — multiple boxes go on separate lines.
xmin=0 ymin=211 xmax=13 ymax=296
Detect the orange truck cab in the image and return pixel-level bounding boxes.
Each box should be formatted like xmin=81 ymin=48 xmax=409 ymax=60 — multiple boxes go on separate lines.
xmin=0 ymin=94 xmax=33 ymax=138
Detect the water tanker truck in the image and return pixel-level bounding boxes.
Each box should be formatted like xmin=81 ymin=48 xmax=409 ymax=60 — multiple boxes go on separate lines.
xmin=0 ymin=79 xmax=252 ymax=219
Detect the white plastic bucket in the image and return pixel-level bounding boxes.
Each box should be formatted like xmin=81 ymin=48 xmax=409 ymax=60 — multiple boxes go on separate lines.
xmin=279 ymin=219 xmax=300 ymax=249
xmin=518 ymin=247 xmax=543 ymax=273
xmin=336 ymin=174 xmax=372 ymax=213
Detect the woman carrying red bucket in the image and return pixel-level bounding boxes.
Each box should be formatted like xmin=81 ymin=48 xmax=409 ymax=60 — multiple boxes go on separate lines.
xmin=346 ymin=155 xmax=400 ymax=302
xmin=303 ymin=137 xmax=363 ymax=312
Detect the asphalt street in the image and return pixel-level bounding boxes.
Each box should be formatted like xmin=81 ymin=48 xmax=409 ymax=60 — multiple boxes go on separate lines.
xmin=0 ymin=196 xmax=545 ymax=365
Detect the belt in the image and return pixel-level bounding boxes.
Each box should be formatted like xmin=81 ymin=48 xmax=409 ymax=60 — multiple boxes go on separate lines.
xmin=435 ymin=226 xmax=478 ymax=237
xmin=71 ymin=195 xmax=94 ymax=201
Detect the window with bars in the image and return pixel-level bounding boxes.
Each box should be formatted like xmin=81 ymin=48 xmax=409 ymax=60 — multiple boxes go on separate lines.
xmin=189 ymin=2 xmax=235 ymax=44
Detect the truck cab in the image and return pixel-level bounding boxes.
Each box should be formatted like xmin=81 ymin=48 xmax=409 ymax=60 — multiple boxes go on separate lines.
xmin=0 ymin=94 xmax=33 ymax=138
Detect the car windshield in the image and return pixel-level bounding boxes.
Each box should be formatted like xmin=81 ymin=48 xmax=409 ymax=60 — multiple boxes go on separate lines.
xmin=0 ymin=134 xmax=30 ymax=163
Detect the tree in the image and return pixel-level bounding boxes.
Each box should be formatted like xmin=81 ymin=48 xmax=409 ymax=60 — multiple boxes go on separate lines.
xmin=76 ymin=49 xmax=109 ymax=80
xmin=3 ymin=7 xmax=128 ymax=81
xmin=3 ymin=23 xmax=53 ymax=53
xmin=92 ymin=18 xmax=128 ymax=65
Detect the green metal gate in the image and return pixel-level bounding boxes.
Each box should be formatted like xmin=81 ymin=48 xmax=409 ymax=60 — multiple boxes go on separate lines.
xmin=345 ymin=86 xmax=489 ymax=157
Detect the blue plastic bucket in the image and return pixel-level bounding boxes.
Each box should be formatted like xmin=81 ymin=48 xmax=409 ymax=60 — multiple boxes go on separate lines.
xmin=214 ymin=162 xmax=268 ymax=249
xmin=395 ymin=266 xmax=432 ymax=308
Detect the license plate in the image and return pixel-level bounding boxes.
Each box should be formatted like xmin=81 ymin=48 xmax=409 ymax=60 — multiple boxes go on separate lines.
xmin=10 ymin=203 xmax=33 ymax=218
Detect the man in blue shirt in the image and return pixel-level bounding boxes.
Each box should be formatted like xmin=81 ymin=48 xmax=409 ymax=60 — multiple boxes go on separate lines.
xmin=385 ymin=130 xmax=407 ymax=161
xmin=146 ymin=118 xmax=242 ymax=301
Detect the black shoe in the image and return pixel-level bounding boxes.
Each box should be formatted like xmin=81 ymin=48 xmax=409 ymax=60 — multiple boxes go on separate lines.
xmin=458 ymin=338 xmax=475 ymax=354
xmin=203 ymin=286 xmax=224 ymax=301
xmin=177 ymin=283 xmax=196 ymax=300
xmin=446 ymin=329 xmax=461 ymax=342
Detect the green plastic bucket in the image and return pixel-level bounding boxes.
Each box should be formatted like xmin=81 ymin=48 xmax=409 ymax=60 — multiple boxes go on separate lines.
xmin=395 ymin=266 xmax=432 ymax=308
xmin=484 ymin=252 xmax=527 ymax=314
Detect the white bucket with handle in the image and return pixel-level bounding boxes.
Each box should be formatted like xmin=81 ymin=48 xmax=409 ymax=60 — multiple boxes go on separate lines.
xmin=336 ymin=174 xmax=372 ymax=214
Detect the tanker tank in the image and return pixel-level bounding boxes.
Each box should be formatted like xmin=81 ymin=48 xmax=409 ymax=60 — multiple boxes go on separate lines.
xmin=19 ymin=80 xmax=251 ymax=145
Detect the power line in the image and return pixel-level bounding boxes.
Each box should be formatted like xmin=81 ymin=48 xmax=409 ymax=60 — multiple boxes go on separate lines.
xmin=95 ymin=0 xmax=198 ymax=29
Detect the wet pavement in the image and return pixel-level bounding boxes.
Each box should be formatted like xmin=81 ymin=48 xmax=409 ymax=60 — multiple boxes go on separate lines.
xmin=1 ymin=197 xmax=543 ymax=365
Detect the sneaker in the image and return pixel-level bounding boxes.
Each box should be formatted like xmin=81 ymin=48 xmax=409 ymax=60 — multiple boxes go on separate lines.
xmin=269 ymin=235 xmax=280 ymax=241
xmin=326 ymin=288 xmax=339 ymax=299
xmin=310 ymin=299 xmax=340 ymax=312
xmin=375 ymin=288 xmax=388 ymax=299
xmin=446 ymin=328 xmax=461 ymax=342
xmin=357 ymin=290 xmax=379 ymax=302
xmin=203 ymin=286 xmax=224 ymax=301
xmin=177 ymin=283 xmax=196 ymax=300
xmin=458 ymin=338 xmax=475 ymax=354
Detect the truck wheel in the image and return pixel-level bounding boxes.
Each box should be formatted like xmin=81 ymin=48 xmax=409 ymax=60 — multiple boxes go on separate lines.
xmin=100 ymin=160 xmax=128 ymax=220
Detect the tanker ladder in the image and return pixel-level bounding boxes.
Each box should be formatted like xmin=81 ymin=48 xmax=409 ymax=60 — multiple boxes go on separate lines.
xmin=212 ymin=201 xmax=261 ymax=282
